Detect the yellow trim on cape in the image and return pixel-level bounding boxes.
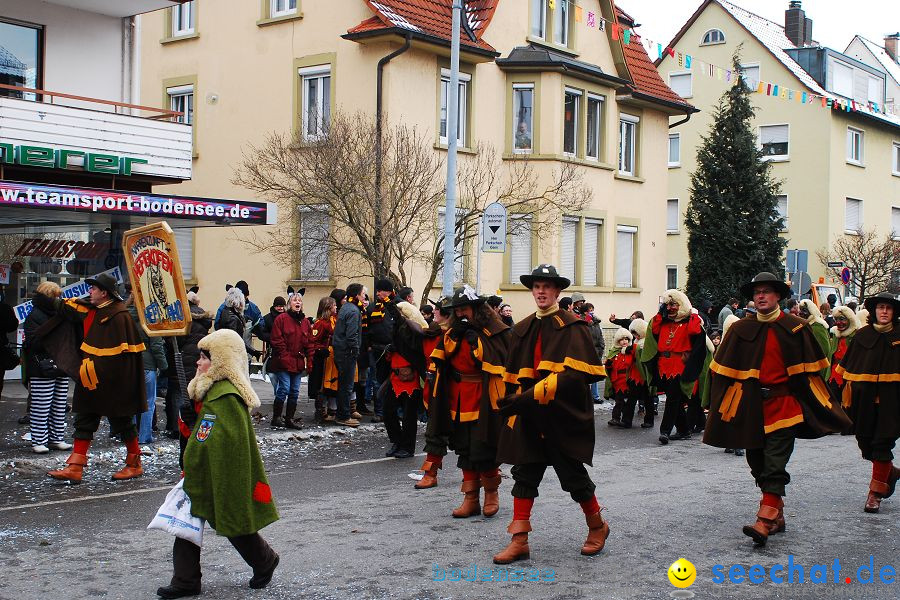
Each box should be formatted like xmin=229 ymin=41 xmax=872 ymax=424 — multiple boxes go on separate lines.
xmin=785 ymin=358 xmax=830 ymax=376
xmin=808 ymin=375 xmax=833 ymax=409
xmin=763 ymin=413 xmax=805 ymax=434
xmin=719 ymin=381 xmax=743 ymax=422
xmin=836 ymin=371 xmax=900 ymax=383
xmin=80 ymin=342 xmax=146 ymax=356
xmin=450 ymin=409 xmax=479 ymax=422
xmin=64 ymin=299 xmax=90 ymax=313
xmin=710 ymin=360 xmax=760 ymax=380
xmin=791 ymin=324 xmax=804 ymax=333
xmin=536 ymin=357 xmax=606 ymax=376
xmin=533 ymin=373 xmax=558 ymax=405
xmin=482 ymin=362 xmax=505 ymax=376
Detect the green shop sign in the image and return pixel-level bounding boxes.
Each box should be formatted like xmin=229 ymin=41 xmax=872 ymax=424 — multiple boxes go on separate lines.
xmin=0 ymin=142 xmax=148 ymax=176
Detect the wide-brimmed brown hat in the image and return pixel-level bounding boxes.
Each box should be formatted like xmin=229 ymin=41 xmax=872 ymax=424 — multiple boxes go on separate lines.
xmin=446 ymin=285 xmax=486 ymax=309
xmin=740 ymin=272 xmax=790 ymax=299
xmin=85 ymin=272 xmax=123 ymax=301
xmin=863 ymin=292 xmax=900 ymax=316
xmin=520 ymin=264 xmax=570 ymax=290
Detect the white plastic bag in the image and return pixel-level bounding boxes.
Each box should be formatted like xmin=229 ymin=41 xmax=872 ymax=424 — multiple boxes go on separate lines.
xmin=147 ymin=479 xmax=205 ymax=546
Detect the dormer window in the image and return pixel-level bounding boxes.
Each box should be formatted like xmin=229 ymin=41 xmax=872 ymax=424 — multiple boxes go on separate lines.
xmin=701 ymin=29 xmax=726 ymax=45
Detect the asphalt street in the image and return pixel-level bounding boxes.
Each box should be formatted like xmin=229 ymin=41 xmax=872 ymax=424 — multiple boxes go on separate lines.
xmin=1 ymin=378 xmax=898 ymax=600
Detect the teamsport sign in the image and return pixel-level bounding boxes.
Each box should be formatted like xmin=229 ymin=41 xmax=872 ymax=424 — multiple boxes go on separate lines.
xmin=0 ymin=181 xmax=273 ymax=225
xmin=13 ymin=266 xmax=123 ymax=323
xmin=122 ymin=222 xmax=192 ymax=337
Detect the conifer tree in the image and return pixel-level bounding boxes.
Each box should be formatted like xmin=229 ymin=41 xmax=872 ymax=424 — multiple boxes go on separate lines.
xmin=685 ymin=51 xmax=785 ymax=306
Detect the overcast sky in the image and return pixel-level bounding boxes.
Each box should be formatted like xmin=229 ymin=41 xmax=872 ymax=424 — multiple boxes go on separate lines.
xmin=615 ymin=0 xmax=900 ymax=52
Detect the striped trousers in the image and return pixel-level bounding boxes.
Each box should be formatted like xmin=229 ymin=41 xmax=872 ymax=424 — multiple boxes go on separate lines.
xmin=29 ymin=377 xmax=70 ymax=446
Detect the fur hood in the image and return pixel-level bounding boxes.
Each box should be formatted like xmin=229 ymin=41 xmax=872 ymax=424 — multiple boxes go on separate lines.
xmin=722 ymin=314 xmax=740 ymax=340
xmin=187 ymin=329 xmax=260 ymax=410
xmin=629 ymin=318 xmax=647 ymax=340
xmin=396 ymin=300 xmax=428 ymax=329
xmin=613 ymin=327 xmax=633 ymax=345
xmin=662 ymin=289 xmax=693 ymax=321
xmin=830 ymin=306 xmax=859 ymax=338
xmin=799 ymin=299 xmax=828 ymax=329
xmin=856 ymin=308 xmax=870 ymax=326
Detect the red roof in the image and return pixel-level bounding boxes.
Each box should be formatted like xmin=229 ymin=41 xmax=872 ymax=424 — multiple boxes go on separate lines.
xmin=617 ymin=9 xmax=695 ymax=111
xmin=347 ymin=0 xmax=498 ymax=53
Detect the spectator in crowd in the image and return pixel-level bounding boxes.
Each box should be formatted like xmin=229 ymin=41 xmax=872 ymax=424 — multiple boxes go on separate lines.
xmin=718 ymin=298 xmax=739 ymax=330
xmin=785 ymin=298 xmax=800 ymax=316
xmin=332 ymin=283 xmax=366 ymax=428
xmin=269 ymin=293 xmax=311 ymax=429
xmin=176 ymin=291 xmax=213 ymax=466
xmin=487 ymin=295 xmax=503 ymax=315
xmin=559 ymin=297 xmax=574 ymax=312
xmin=215 ymin=281 xmax=262 ymax=333
xmin=216 ymin=288 xmax=262 ymax=360
xmin=608 ymin=311 xmax=645 ymax=330
xmin=309 ymin=297 xmax=337 ymax=424
xmin=420 ymin=304 xmax=434 ymax=325
xmin=398 ymin=287 xmax=415 ymax=304
xmin=499 ymin=304 xmax=514 ymax=327
xmin=846 ymin=300 xmax=858 ymax=313
xmin=821 ymin=302 xmax=836 ymax=328
xmin=24 ymin=282 xmax=71 ymax=454
xmin=126 ymin=293 xmax=168 ymax=446
xmin=571 ymin=292 xmax=586 ymax=315
xmin=254 ymin=296 xmax=287 ymax=398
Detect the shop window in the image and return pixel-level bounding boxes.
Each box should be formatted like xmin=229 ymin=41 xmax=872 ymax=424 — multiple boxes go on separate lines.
xmin=513 ymin=84 xmax=534 ymax=153
xmin=167 ymin=85 xmax=194 ymax=124
xmin=563 ymin=88 xmax=581 ymax=156
xmin=300 ymin=65 xmax=331 ymax=142
xmin=172 ymin=1 xmax=195 ymax=36
xmin=759 ymin=124 xmax=789 ymax=159
xmin=440 ymin=69 xmax=470 ymax=146
xmin=0 ymin=19 xmax=42 ymax=100
xmin=508 ymin=214 xmax=533 ymax=284
xmin=298 ymin=206 xmax=330 ymax=281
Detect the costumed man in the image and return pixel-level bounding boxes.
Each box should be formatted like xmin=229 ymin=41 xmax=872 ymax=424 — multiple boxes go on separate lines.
xmin=42 ymin=273 xmax=148 ymax=482
xmin=428 ymin=285 xmax=509 ymax=518
xmin=382 ymin=300 xmax=429 ymax=459
xmin=798 ymin=299 xmax=832 ymax=380
xmin=833 ymin=293 xmax=900 ymax=513
xmin=365 ymin=279 xmax=396 ymax=418
xmin=827 ymin=306 xmax=858 ymax=403
xmin=415 ymin=296 xmax=452 ymax=489
xmin=605 ymin=328 xmax=635 ymax=428
xmin=627 ymin=319 xmax=654 ymax=429
xmin=704 ymin=273 xmax=851 ymax=547
xmin=494 ymin=265 xmax=608 ymax=564
xmin=641 ymin=290 xmax=707 ymax=445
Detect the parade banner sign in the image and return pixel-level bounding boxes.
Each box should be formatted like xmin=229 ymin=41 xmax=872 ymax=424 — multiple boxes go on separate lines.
xmin=122 ymin=222 xmax=191 ymax=337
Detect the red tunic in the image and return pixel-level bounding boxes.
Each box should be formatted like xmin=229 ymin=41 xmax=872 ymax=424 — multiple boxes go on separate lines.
xmin=652 ymin=313 xmax=702 ymax=379
xmin=829 ymin=337 xmax=848 ymax=386
xmin=627 ymin=344 xmax=645 ymax=385
xmin=389 ymin=351 xmax=420 ymax=396
xmin=760 ymin=320 xmax=804 ymax=433
xmin=608 ymin=351 xmax=633 ymax=393
xmin=447 ymin=338 xmax=482 ymax=422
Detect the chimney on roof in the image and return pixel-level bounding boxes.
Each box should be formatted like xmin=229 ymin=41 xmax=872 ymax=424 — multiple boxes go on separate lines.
xmin=784 ymin=1 xmax=811 ymax=48
xmin=886 ymin=33 xmax=900 ymax=64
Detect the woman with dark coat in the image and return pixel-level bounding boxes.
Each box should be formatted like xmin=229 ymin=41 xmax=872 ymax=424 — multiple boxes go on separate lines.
xmin=216 ymin=288 xmax=261 ymax=360
xmin=269 ymin=293 xmax=311 ymax=429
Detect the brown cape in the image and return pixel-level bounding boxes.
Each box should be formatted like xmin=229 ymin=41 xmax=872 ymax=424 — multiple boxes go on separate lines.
xmin=55 ymin=299 xmax=147 ymax=417
xmin=496 ymin=310 xmax=606 ymax=466
xmin=833 ymin=325 xmax=900 ymax=443
xmin=426 ymin=319 xmax=510 ymax=451
xmin=703 ymin=313 xmax=851 ymax=449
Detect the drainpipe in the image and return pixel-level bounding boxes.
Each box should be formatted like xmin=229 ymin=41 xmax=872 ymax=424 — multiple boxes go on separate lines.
xmin=669 ymin=112 xmax=693 ymax=129
xmin=373 ymin=35 xmax=411 ymax=279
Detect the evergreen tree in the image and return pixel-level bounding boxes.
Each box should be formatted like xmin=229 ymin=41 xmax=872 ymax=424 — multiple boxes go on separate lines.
xmin=685 ymin=51 xmax=785 ymax=306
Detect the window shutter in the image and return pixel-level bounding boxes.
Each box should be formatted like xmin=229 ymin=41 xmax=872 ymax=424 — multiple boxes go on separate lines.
xmin=669 ymin=73 xmax=691 ymax=97
xmin=174 ymin=228 xmax=193 ymax=280
xmin=667 ymin=199 xmax=678 ymax=232
xmin=845 ymin=198 xmax=861 ymax=231
xmin=582 ymin=219 xmax=601 ymax=287
xmin=615 ymin=227 xmax=636 ymax=288
xmin=560 ymin=217 xmax=578 ymax=282
xmin=833 ymin=61 xmax=853 ymax=97
xmin=759 ymin=125 xmax=788 ymax=145
xmin=509 ymin=216 xmax=533 ymax=283
xmin=892 ymin=208 xmax=900 ymax=238
xmin=299 ymin=209 xmax=330 ymax=281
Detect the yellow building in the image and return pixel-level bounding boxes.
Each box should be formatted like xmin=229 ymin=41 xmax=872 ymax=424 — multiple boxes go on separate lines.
xmin=138 ymin=0 xmax=693 ymax=317
xmin=658 ymin=0 xmax=900 ymax=298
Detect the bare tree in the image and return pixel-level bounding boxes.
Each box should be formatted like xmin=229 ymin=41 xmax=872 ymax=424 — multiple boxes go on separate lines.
xmin=233 ymin=111 xmax=592 ymax=304
xmin=816 ymin=228 xmax=900 ymax=301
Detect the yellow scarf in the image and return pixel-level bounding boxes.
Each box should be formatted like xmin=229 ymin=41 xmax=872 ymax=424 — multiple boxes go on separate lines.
xmin=756 ymin=308 xmax=781 ymax=323
xmin=873 ymin=322 xmax=894 ymax=333
xmin=536 ymin=304 xmax=560 ymax=319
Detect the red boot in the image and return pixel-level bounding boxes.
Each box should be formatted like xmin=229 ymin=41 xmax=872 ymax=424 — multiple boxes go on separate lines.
xmin=742 ymin=498 xmax=783 ymax=546
xmin=451 ymin=479 xmax=481 ymax=518
xmin=481 ymin=473 xmax=501 ymax=518
xmin=493 ymin=520 xmax=531 ymax=564
xmin=581 ymin=511 xmax=610 ymax=555
xmin=111 ymin=453 xmax=144 ymax=481
xmin=414 ymin=458 xmax=440 ymax=490
xmin=47 ymin=452 xmax=88 ymax=483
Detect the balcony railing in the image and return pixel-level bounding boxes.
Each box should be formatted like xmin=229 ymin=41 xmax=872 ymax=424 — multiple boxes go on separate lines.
xmin=0 ymin=83 xmax=183 ymax=121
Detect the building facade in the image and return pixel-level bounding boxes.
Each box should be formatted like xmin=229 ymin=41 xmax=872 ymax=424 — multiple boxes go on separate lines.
xmin=138 ymin=0 xmax=693 ymax=317
xmin=659 ymin=0 xmax=900 ymax=297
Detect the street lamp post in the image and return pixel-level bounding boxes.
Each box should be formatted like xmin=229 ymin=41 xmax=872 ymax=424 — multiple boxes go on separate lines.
xmin=442 ymin=1 xmax=462 ymax=297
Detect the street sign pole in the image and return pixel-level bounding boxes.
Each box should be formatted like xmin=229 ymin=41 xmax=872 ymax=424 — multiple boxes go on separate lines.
xmin=475 ymin=214 xmax=483 ymax=294
xmin=442 ymin=2 xmax=461 ymax=297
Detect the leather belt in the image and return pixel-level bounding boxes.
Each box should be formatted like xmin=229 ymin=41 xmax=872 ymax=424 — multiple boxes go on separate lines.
xmin=660 ymin=351 xmax=685 ymax=358
xmin=449 ymin=369 xmax=482 ymax=383
xmin=760 ymin=383 xmax=792 ymax=399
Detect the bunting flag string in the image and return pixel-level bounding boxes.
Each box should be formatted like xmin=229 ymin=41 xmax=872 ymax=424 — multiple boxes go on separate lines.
xmin=542 ymin=0 xmax=897 ymax=120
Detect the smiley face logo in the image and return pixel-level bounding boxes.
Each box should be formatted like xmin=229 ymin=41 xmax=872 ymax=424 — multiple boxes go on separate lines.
xmin=668 ymin=558 xmax=696 ymax=588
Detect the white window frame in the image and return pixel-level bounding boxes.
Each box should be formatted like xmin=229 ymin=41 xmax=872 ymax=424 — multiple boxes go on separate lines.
xmin=167 ymin=84 xmax=194 ymax=125
xmin=739 ymin=63 xmax=760 ymax=91
xmin=582 ymin=217 xmax=602 ymax=287
xmin=271 ymin=0 xmax=298 ymax=18
xmin=559 ymin=216 xmax=579 ymax=284
xmin=846 ymin=127 xmax=864 ymax=165
xmin=530 ymin=0 xmax=546 ymax=40
xmin=668 ymin=133 xmax=680 ymax=167
xmin=563 ymin=87 xmax=582 ymax=157
xmin=297 ymin=205 xmax=331 ymax=281
xmin=701 ymin=29 xmax=726 ymax=45
xmin=893 ymin=142 xmax=900 ymax=177
xmin=832 ymin=59 xmax=854 ymax=98
xmin=172 ymin=1 xmax=194 ymax=36
xmin=615 ymin=225 xmax=637 ymax=289
xmin=618 ymin=114 xmax=639 ymax=176
xmin=299 ymin=65 xmax=331 ymax=142
xmin=440 ymin=68 xmax=470 ymax=147
xmin=585 ymin=94 xmax=603 ymax=161
xmin=668 ymin=71 xmax=692 ymax=99
xmin=758 ymin=123 xmax=789 ymax=161
xmin=666 ymin=199 xmax=679 ymax=234
xmin=553 ymin=0 xmax=569 ymax=47
xmin=512 ymin=83 xmax=534 ymax=154
xmin=508 ymin=214 xmax=533 ymax=284
xmin=776 ymin=195 xmax=788 ymax=231
xmin=666 ymin=265 xmax=678 ymax=290
xmin=845 ymin=197 xmax=863 ymax=234
xmin=892 ymin=206 xmax=900 ymax=240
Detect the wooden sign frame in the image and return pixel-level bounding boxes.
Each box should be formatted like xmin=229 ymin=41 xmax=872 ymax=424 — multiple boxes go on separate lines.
xmin=122 ymin=221 xmax=192 ymax=337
